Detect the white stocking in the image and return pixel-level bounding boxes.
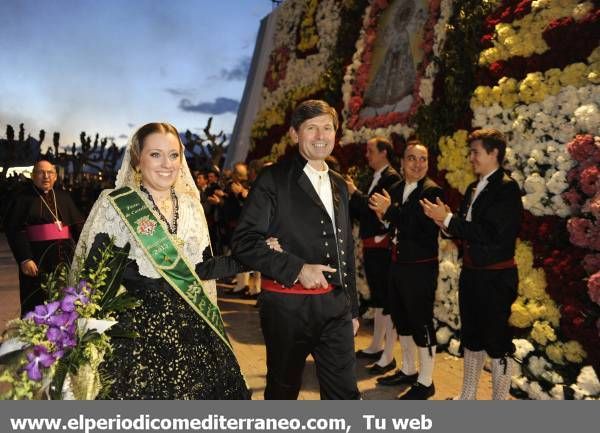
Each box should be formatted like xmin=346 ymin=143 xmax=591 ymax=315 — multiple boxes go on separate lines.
xmin=417 ymin=346 xmax=436 ymax=386
xmin=376 ymin=315 xmax=397 ymax=366
xmin=398 ymin=335 xmax=417 ymax=375
xmin=458 ymin=349 xmax=486 ymax=400
xmin=364 ymin=308 xmax=385 ymax=353
xmin=492 ymin=357 xmax=514 ymax=400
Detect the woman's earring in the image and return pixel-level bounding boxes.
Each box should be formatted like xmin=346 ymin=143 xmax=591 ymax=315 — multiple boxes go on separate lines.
xmin=134 ymin=169 xmax=142 ymax=185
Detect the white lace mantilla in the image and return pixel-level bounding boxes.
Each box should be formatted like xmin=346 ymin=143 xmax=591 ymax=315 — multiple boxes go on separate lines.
xmin=75 ymin=188 xmax=217 ymax=303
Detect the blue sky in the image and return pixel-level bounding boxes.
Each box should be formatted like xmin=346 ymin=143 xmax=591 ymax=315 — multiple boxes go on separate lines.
xmin=0 ymin=0 xmax=272 ymax=150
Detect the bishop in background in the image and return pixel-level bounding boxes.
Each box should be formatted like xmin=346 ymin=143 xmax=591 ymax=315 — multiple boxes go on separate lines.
xmin=5 ymin=159 xmax=84 ymax=315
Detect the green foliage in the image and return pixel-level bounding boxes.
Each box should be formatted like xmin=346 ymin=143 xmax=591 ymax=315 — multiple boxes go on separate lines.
xmin=414 ymin=0 xmax=496 ymax=154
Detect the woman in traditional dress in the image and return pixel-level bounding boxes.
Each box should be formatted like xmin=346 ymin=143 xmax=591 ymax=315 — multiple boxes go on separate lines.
xmin=74 ymin=122 xmax=251 ymax=399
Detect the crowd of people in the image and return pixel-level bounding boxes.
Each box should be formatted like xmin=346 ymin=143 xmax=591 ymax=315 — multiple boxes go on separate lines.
xmin=2 ymin=99 xmax=523 ymax=401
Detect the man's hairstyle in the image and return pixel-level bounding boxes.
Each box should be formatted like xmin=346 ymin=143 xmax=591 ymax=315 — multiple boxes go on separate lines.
xmin=33 ymin=159 xmax=57 ymax=173
xmin=468 ymin=128 xmax=506 ymax=164
xmin=402 ymin=139 xmax=429 ymax=158
xmin=290 ymin=100 xmax=339 ymax=131
xmin=129 ymin=122 xmax=183 ymax=169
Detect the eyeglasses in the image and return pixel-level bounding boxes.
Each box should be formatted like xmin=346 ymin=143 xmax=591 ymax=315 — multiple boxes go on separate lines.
xmin=34 ymin=170 xmax=57 ymax=177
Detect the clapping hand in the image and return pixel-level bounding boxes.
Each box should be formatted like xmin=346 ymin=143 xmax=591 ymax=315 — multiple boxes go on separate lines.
xmin=420 ymin=197 xmax=451 ymax=227
xmin=368 ymin=189 xmax=391 ymax=220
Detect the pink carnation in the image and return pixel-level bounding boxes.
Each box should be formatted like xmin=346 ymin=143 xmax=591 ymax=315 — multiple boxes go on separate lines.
xmin=562 ymin=188 xmax=583 ymax=212
xmin=588 ymin=272 xmax=600 ymax=305
xmin=568 ymin=217 xmax=600 ymax=250
xmin=583 ymin=253 xmax=600 ymax=274
xmin=567 ymin=134 xmax=600 ymax=163
xmin=580 ymin=165 xmax=600 ymax=197
xmin=582 ymin=192 xmax=600 ymax=220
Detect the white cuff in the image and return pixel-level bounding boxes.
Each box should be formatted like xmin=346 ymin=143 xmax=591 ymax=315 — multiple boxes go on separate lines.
xmin=443 ymin=213 xmax=453 ymax=229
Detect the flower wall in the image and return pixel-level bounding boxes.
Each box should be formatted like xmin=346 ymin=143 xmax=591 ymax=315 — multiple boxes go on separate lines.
xmin=247 ymin=0 xmax=599 ymax=399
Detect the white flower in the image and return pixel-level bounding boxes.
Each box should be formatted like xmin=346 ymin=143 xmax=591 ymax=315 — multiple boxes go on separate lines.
xmin=546 ymin=170 xmax=568 ymax=195
xmin=572 ymin=366 xmax=600 ymax=398
xmin=528 ymin=381 xmax=552 ymax=400
xmin=549 ymin=385 xmax=565 ymax=400
xmin=513 ymin=338 xmax=535 ymax=361
xmin=528 ymin=355 xmax=552 ymax=378
xmin=573 ymin=103 xmax=600 ymax=133
xmin=448 ymin=338 xmax=461 ymax=356
xmin=551 ymin=194 xmax=571 ymax=218
xmin=512 ymin=375 xmax=529 ymax=392
xmin=524 ymin=173 xmax=547 ymax=194
xmin=541 ymin=370 xmax=564 ymax=385
xmin=436 ymin=326 xmax=453 ymax=345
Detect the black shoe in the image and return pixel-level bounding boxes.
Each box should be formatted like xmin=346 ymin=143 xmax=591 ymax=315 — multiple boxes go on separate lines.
xmin=366 ymin=359 xmax=396 ymax=375
xmin=377 ymin=369 xmax=418 ymax=386
xmin=397 ymin=382 xmax=435 ymax=400
xmin=356 ymin=349 xmax=384 ymax=360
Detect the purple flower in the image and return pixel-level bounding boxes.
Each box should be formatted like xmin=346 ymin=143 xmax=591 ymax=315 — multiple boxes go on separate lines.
xmin=46 ymin=312 xmax=78 ymax=349
xmin=24 ymin=301 xmax=61 ymax=325
xmin=61 ymin=282 xmax=91 ymax=312
xmin=24 ymin=345 xmax=55 ymax=381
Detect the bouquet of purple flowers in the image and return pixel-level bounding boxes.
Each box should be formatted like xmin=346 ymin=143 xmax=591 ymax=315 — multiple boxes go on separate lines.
xmin=0 ymin=240 xmax=136 ymax=399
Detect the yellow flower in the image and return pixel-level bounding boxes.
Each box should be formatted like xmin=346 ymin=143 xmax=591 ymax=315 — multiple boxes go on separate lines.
xmin=586 ymin=62 xmax=600 ymax=84
xmin=515 ymin=240 xmax=534 ymax=279
xmin=530 ymin=320 xmax=557 ymax=346
xmin=560 ymin=62 xmax=588 ymax=87
xmin=520 ymin=268 xmax=547 ymax=300
xmin=588 ymin=47 xmax=600 ymax=63
xmin=437 ymin=130 xmax=476 ymax=194
xmin=563 ymin=340 xmax=587 ymax=364
xmin=510 ymin=298 xmax=533 ymax=328
xmin=545 ymin=342 xmax=566 ymax=365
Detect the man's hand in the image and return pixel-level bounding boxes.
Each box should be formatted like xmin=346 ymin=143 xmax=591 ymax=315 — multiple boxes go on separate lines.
xmin=344 ymin=176 xmax=357 ymax=195
xmin=20 ymin=260 xmax=38 ymax=277
xmin=368 ymin=188 xmax=391 ymax=220
xmin=420 ymin=197 xmax=450 ymax=225
xmin=265 ymin=237 xmax=283 ymax=252
xmin=352 ymin=318 xmax=359 ymax=336
xmin=298 ymin=264 xmax=336 ymax=289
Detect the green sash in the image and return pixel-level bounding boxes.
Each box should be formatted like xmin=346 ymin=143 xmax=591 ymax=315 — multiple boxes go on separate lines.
xmin=108 ymin=187 xmax=233 ymax=352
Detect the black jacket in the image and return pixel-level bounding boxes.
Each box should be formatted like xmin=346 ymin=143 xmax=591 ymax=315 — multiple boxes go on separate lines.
xmin=384 ymin=177 xmax=443 ymax=262
xmin=448 ymin=169 xmax=522 ymax=267
xmin=349 ymin=165 xmax=401 ymax=239
xmin=5 ymin=184 xmax=84 ymax=265
xmin=232 ymin=151 xmax=358 ymax=317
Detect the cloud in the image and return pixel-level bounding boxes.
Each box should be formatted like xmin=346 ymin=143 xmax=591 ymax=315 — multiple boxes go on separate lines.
xmin=179 ymin=97 xmax=239 ymax=115
xmin=165 ymin=87 xmax=197 ymax=97
xmin=119 ymin=134 xmax=128 ymax=139
xmin=218 ymin=56 xmax=251 ymax=81
xmin=127 ymin=123 xmax=136 ymax=128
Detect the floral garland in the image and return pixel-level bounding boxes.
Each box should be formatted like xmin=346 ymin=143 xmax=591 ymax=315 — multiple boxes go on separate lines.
xmin=250 ymin=0 xmax=342 ymax=159
xmin=478 ymin=0 xmax=593 ymax=66
xmin=436 ymin=129 xmax=477 ymax=194
xmin=431 ymin=0 xmax=599 ymax=398
xmin=338 ymin=0 xmax=453 ymax=145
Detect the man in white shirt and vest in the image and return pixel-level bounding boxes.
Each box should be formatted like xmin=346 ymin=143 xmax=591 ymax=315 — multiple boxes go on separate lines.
xmin=421 ymin=128 xmax=522 ymax=400
xmin=232 ymin=100 xmax=360 ymax=399
xmin=346 ymin=137 xmax=400 ymax=374
xmin=369 ymin=140 xmax=443 ymax=399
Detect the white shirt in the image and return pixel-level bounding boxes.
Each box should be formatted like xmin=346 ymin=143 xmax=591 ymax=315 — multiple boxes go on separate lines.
xmin=402 ymin=181 xmax=418 ymax=204
xmin=367 ymin=165 xmax=389 ymax=195
xmin=443 ymin=168 xmax=499 ymax=227
xmin=303 ymin=161 xmax=335 ymax=224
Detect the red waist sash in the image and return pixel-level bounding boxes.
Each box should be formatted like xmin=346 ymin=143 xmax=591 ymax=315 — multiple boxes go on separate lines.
xmin=25 ymin=223 xmax=70 ymax=241
xmin=362 ymin=235 xmax=390 ymax=249
xmin=463 ymin=250 xmax=516 ymax=270
xmin=262 ymin=278 xmax=333 ymax=295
